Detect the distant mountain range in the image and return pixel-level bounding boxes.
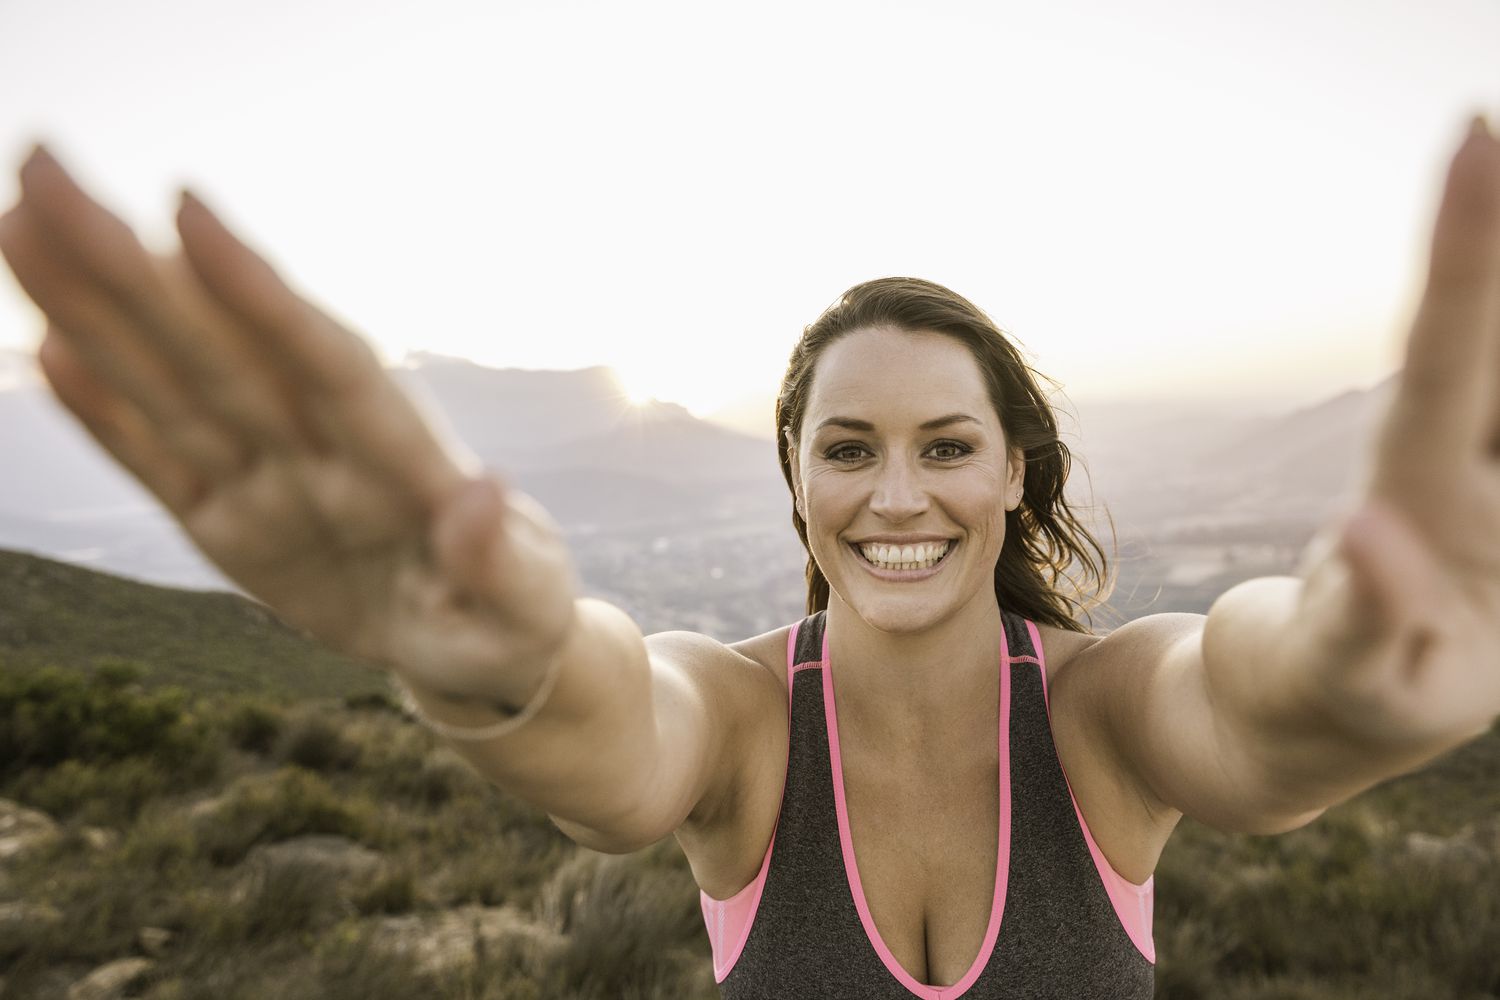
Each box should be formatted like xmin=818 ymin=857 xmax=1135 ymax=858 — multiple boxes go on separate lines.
xmin=0 ymin=346 xmax=1399 ymax=621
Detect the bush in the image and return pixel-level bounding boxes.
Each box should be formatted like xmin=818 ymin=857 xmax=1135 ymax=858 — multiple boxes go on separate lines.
xmin=0 ymin=665 xmax=222 ymax=782
xmin=353 ymin=862 xmax=420 ymax=915
xmin=122 ymin=804 xmax=201 ymax=870
xmin=275 ymin=712 xmax=360 ymax=772
xmin=195 ymin=767 xmax=380 ymax=866
xmin=10 ymin=757 xmax=169 ymax=825
xmin=343 ymin=688 xmax=402 ymax=715
xmin=533 ymin=839 xmax=706 ymax=997
xmin=200 ymin=856 xmax=348 ymax=944
xmin=223 ymin=698 xmax=284 ymax=755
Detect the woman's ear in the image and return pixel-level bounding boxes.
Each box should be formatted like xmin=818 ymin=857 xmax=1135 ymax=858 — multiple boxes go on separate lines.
xmin=1007 ymin=445 xmax=1025 ymax=510
xmin=785 ymin=429 xmax=805 ymax=516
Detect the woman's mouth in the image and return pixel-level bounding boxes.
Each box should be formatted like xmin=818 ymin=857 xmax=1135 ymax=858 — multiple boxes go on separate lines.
xmin=850 ymin=539 xmax=956 ymax=577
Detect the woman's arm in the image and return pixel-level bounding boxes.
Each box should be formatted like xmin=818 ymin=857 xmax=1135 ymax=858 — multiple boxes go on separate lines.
xmin=401 ymin=601 xmax=774 ymax=853
xmin=0 ymin=145 xmax=757 ymax=854
xmin=1067 ymin=116 xmax=1500 ymax=836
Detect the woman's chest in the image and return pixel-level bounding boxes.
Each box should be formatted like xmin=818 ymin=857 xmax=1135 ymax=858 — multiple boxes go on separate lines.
xmin=839 ymin=742 xmax=1001 ymax=987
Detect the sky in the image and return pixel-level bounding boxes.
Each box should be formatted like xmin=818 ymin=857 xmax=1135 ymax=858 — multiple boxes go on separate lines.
xmin=1 ymin=0 xmax=1496 ymax=424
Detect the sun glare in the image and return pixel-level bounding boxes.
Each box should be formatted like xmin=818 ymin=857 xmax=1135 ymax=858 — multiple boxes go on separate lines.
xmin=611 ymin=364 xmax=663 ymax=408
xmin=614 ymin=371 xmax=655 ymax=407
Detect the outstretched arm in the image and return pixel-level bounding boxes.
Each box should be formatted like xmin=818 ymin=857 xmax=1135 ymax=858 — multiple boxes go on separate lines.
xmin=1070 ymin=116 xmax=1500 ymax=836
xmin=0 ymin=145 xmax=757 ymax=853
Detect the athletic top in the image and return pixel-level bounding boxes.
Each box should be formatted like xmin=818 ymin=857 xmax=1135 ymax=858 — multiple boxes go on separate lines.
xmin=698 ymin=608 xmax=1155 ymax=999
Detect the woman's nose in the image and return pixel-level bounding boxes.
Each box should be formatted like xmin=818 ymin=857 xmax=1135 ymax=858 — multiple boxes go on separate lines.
xmin=868 ymin=459 xmax=929 ymax=521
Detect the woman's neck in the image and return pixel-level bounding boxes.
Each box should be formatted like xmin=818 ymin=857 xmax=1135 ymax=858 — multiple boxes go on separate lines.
xmin=824 ymin=590 xmax=1004 ymax=746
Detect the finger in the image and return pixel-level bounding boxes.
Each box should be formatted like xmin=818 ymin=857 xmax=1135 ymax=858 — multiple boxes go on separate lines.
xmin=15 ymin=146 xmax=166 ymax=317
xmin=36 ymin=325 xmax=209 ymax=516
xmin=175 ymin=188 xmax=387 ymax=398
xmin=175 ymin=187 xmax=483 ymax=512
xmin=14 ymin=146 xmax=318 ymax=459
xmin=1386 ymin=116 xmax=1500 ymax=461
xmin=0 ymin=203 xmax=251 ymax=483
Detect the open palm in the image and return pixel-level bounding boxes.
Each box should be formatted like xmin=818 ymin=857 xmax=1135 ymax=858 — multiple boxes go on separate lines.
xmin=1296 ymin=119 xmax=1500 ymax=747
xmin=0 ymin=149 xmax=577 ymax=705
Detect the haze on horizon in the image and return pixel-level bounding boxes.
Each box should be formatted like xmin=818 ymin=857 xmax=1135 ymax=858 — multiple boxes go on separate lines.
xmin=1 ymin=0 xmax=1495 ymax=424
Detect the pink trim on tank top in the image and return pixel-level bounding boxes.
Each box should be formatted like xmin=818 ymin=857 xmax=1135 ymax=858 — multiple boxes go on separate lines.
xmin=698 ymin=621 xmax=804 ymax=983
xmin=1027 ymin=619 xmax=1156 ymax=964
xmin=824 ymin=619 xmax=1011 ymax=999
xmin=697 ymin=616 xmax=1157 ymax=985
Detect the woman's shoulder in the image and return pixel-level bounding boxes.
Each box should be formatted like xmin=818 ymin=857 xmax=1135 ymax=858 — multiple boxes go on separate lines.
xmin=727 ymin=622 xmax=797 ymax=692
xmin=722 ymin=616 xmax=1105 ymax=692
xmin=1033 ymin=620 xmax=1106 ymax=687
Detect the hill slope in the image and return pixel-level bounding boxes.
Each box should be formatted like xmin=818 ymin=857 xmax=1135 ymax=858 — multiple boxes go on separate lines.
xmin=0 ymin=549 xmax=389 ymax=702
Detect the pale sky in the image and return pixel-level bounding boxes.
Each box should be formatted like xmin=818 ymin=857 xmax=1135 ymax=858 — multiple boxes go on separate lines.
xmin=1 ymin=0 xmax=1496 ymax=420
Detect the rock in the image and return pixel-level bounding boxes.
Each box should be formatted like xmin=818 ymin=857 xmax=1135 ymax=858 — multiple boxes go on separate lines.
xmin=136 ymin=926 xmax=173 ymax=957
xmin=0 ymin=899 xmax=63 ymax=932
xmin=1403 ymin=830 xmax=1488 ymax=867
xmin=371 ymin=904 xmax=564 ymax=976
xmin=186 ymin=790 xmax=229 ymax=821
xmin=66 ymin=957 xmax=154 ymax=1000
xmin=242 ymin=834 xmax=384 ymax=884
xmin=0 ymin=799 xmax=61 ymax=861
xmin=80 ymin=827 xmax=120 ymax=852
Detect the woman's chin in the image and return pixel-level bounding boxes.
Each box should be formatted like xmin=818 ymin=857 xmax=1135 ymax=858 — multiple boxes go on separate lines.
xmin=840 ymin=595 xmax=953 ymax=635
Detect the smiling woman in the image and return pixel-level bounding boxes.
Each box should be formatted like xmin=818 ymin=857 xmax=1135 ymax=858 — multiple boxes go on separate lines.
xmin=776 ymin=279 xmax=1113 ymax=629
xmin=2 ymin=114 xmax=1499 ymax=1000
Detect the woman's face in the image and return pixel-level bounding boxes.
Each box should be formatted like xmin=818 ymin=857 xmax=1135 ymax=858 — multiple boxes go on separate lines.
xmin=789 ymin=326 xmax=1025 ymax=634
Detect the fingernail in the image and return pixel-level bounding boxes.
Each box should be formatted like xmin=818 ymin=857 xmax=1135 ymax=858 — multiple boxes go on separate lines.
xmin=1469 ymin=113 xmax=1492 ymax=141
xmin=178 ymin=186 xmax=201 ymax=211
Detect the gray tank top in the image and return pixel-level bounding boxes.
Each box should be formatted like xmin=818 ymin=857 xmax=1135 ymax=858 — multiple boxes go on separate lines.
xmin=700 ymin=608 xmax=1156 ymax=999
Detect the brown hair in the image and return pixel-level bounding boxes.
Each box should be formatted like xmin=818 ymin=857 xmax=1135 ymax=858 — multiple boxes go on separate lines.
xmin=775 ymin=276 xmax=1119 ymax=633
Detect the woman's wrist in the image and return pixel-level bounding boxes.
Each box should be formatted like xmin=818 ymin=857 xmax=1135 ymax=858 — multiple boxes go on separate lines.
xmin=394 ymin=646 xmax=568 ymax=742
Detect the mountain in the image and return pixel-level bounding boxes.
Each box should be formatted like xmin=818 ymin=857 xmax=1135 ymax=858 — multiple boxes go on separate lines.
xmin=389 ymin=353 xmax=636 ymax=455
xmin=390 ymin=355 xmax=777 ymax=485
xmin=1063 ymin=376 xmax=1398 ymax=535
xmin=0 ymin=548 xmax=387 ymax=700
xmin=0 ymin=353 xmax=791 ymax=593
xmin=0 ymin=347 xmax=1400 ymax=618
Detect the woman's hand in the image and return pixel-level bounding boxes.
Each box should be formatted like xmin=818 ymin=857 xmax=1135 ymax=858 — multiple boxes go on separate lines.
xmin=1290 ymin=116 xmax=1500 ymax=749
xmin=0 ymin=146 xmax=578 ymax=707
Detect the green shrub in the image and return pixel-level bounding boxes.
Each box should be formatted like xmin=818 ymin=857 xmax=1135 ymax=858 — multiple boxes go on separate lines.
xmin=359 ymin=731 xmax=484 ymax=810
xmin=343 ymin=688 xmax=402 ymax=715
xmin=222 ymin=698 xmax=284 ymax=755
xmin=10 ymin=757 xmax=169 ymax=825
xmin=199 ymin=856 xmax=348 ymax=944
xmin=0 ymin=665 xmax=222 ymax=783
xmin=353 ymin=861 xmax=420 ymax=915
xmin=122 ymin=804 xmax=201 ymax=871
xmin=275 ymin=712 xmax=360 ymax=772
xmin=195 ymin=767 xmax=380 ymax=865
xmin=533 ymin=839 xmax=706 ymax=997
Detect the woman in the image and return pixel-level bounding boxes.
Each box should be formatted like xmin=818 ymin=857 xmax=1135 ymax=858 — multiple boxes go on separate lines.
xmin=1 ymin=116 xmax=1498 ymax=998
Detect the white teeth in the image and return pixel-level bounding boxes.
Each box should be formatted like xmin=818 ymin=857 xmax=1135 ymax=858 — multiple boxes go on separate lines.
xmin=857 ymin=540 xmax=951 ymax=570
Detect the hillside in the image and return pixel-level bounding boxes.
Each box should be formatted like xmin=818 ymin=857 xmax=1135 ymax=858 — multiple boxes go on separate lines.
xmin=0 ymin=548 xmax=389 ymax=702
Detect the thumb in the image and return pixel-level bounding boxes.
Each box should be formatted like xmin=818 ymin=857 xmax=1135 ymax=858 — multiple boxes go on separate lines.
xmin=1335 ymin=498 xmax=1450 ymax=649
xmin=432 ymin=474 xmax=508 ymax=599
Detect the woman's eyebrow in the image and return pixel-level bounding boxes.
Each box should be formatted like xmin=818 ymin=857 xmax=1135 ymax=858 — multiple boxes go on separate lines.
xmin=814 ymin=413 xmax=981 ymax=432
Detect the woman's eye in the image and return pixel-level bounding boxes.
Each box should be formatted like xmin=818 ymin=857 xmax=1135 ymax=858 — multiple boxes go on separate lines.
xmin=825 ymin=444 xmax=868 ymax=462
xmin=930 ymin=441 xmax=972 ymax=460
